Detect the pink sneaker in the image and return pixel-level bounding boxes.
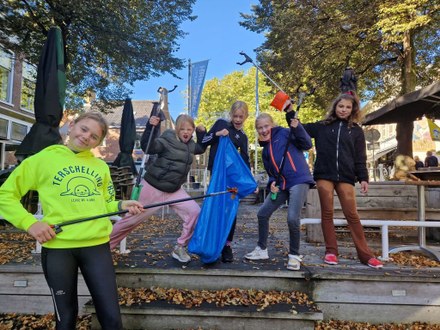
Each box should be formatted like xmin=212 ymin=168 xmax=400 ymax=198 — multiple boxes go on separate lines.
xmin=367 ymin=257 xmax=383 ymax=269
xmin=324 ymin=254 xmax=338 ymax=265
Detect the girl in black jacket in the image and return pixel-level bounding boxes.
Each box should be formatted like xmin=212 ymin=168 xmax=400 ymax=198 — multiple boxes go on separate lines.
xmin=197 ymin=100 xmax=251 ymax=262
xmin=301 ymin=92 xmax=383 ymax=269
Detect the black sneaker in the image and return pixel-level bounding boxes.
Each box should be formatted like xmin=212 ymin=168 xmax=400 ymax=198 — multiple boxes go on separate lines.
xmin=221 ymin=245 xmax=233 ymax=263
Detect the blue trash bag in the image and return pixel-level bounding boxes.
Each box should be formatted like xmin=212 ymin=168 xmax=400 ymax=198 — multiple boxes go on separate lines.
xmin=188 ymin=137 xmax=257 ymax=263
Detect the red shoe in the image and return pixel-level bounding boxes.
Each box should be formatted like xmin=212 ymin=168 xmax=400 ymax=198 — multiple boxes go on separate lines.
xmin=324 ymin=254 xmax=338 ymax=265
xmin=367 ymin=257 xmax=383 ymax=269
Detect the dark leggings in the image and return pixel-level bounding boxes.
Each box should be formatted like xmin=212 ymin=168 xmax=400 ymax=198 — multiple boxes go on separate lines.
xmin=41 ymin=243 xmax=122 ymax=330
xmin=226 ymin=217 xmax=236 ymax=242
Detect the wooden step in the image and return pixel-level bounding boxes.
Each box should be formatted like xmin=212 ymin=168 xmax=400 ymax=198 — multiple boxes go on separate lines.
xmin=84 ymin=286 xmax=322 ymax=330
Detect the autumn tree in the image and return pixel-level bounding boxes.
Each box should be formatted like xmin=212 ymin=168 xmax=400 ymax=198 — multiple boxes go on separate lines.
xmin=240 ymin=0 xmax=440 ymax=156
xmin=0 ymin=0 xmax=196 ymax=111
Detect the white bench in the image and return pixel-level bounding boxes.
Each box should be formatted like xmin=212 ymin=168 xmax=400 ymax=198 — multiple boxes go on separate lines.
xmin=300 ymin=218 xmax=440 ymax=261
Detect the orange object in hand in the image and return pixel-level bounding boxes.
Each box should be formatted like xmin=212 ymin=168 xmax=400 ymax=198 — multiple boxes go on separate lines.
xmin=270 ymin=91 xmax=291 ymax=111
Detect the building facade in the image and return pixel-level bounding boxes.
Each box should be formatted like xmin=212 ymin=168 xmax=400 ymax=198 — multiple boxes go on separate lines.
xmin=0 ymin=48 xmax=36 ymax=169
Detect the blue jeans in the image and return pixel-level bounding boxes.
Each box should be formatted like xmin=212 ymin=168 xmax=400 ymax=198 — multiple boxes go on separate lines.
xmin=256 ymin=183 xmax=310 ymax=255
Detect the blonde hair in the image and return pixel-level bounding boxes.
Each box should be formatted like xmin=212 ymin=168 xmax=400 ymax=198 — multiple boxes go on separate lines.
xmin=175 ymin=114 xmax=195 ymax=131
xmin=255 ymin=113 xmax=275 ymax=128
xmin=73 ymin=111 xmax=109 ymax=143
xmin=230 ymin=100 xmax=249 ymax=118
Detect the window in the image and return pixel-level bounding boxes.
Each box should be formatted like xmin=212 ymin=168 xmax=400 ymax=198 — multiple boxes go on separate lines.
xmin=21 ymin=62 xmax=36 ymax=112
xmin=0 ymin=48 xmax=13 ymax=103
xmin=11 ymin=122 xmax=28 ymax=142
xmin=0 ymin=118 xmax=8 ymax=139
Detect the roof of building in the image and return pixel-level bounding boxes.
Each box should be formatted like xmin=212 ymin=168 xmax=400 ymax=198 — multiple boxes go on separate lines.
xmin=103 ymin=100 xmax=172 ymax=127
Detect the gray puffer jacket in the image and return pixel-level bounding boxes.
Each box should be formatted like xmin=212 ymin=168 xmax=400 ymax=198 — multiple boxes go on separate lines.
xmin=144 ymin=129 xmax=204 ymax=193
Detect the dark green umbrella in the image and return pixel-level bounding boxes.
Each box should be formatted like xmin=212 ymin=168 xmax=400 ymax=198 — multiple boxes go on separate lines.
xmin=113 ymin=98 xmax=137 ymax=175
xmin=15 ymin=26 xmax=66 ymax=161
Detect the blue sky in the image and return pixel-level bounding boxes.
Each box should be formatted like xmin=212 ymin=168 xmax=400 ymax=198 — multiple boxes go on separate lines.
xmin=131 ymin=0 xmax=265 ymax=120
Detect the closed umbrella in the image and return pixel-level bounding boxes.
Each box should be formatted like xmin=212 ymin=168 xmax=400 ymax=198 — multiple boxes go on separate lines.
xmin=15 ymin=26 xmax=66 ymax=161
xmin=113 ymin=98 xmax=137 ymax=175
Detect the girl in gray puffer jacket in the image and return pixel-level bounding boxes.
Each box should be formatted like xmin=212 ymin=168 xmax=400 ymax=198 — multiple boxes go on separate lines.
xmin=110 ymin=114 xmax=205 ymax=263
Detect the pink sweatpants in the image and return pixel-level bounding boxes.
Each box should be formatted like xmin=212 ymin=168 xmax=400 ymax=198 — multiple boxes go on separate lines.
xmin=110 ymin=180 xmax=200 ymax=249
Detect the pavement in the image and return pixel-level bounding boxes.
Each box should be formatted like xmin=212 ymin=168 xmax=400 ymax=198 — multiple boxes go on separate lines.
xmin=1 ymin=199 xmax=439 ymax=277
xmin=111 ymin=201 xmax=440 ymax=277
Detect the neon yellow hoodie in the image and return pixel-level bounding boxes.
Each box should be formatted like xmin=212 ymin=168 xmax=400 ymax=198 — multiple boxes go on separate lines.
xmin=0 ymin=145 xmax=119 ymax=248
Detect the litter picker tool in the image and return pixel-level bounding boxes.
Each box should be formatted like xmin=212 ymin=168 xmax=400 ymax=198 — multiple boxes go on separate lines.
xmin=293 ymin=84 xmax=316 ymax=118
xmin=130 ymin=85 xmax=177 ymax=200
xmin=237 ymin=51 xmax=287 ymax=94
xmin=51 ymin=188 xmax=238 ymax=234
xmin=270 ymin=86 xmax=315 ymax=200
xmin=130 ymin=101 xmax=159 ymax=200
xmin=237 ymin=52 xmax=315 ymax=115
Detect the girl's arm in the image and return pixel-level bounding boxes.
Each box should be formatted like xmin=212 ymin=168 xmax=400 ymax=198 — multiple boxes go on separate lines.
xmin=240 ymin=135 xmax=251 ymax=168
xmin=353 ymin=127 xmax=369 ymax=184
xmin=0 ymin=161 xmax=39 ymax=231
xmin=147 ymin=134 xmax=166 ymax=154
xmin=285 ymin=109 xmax=318 ymax=138
xmin=195 ymin=127 xmax=207 ymax=154
xmin=289 ymin=119 xmax=313 ymax=150
xmin=140 ymin=115 xmax=162 ymax=153
xmin=199 ymin=119 xmax=228 ymax=149
xmin=0 ymin=160 xmax=57 ymax=243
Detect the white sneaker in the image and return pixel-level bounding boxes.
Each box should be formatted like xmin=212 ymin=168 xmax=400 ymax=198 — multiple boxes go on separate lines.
xmin=287 ymin=254 xmax=302 ymax=270
xmin=244 ymin=246 xmax=269 ymax=260
xmin=171 ymin=245 xmax=191 ymax=263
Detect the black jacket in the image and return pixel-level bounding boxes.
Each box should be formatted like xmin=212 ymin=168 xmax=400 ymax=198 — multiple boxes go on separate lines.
xmin=200 ymin=119 xmax=250 ymax=171
xmin=425 ymin=155 xmax=438 ymax=167
xmin=303 ymin=119 xmax=369 ymax=185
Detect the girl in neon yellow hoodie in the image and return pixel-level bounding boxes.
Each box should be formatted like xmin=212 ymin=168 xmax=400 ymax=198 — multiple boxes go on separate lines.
xmin=0 ymin=112 xmax=143 ymax=330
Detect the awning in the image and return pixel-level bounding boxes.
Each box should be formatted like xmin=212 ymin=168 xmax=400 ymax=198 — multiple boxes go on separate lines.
xmin=369 ymin=145 xmax=397 ymax=162
xmin=363 ymin=81 xmax=440 ymax=125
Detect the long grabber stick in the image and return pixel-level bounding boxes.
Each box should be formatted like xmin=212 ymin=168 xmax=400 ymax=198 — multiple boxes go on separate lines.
xmin=51 ymin=187 xmax=238 ymax=234
xmin=131 ymin=85 xmax=177 ymax=200
xmin=130 ymin=101 xmax=160 ymax=200
xmin=237 ymin=51 xmax=287 ymax=94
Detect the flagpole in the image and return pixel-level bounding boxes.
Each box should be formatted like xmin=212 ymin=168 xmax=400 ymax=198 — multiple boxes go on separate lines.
xmin=188 ymin=59 xmax=191 ymax=116
xmin=254 ymin=67 xmax=259 ymax=174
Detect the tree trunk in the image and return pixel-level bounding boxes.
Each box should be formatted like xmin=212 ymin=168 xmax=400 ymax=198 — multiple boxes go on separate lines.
xmin=396 ymin=120 xmax=414 ymax=156
xmin=395 ymin=30 xmax=417 ymax=157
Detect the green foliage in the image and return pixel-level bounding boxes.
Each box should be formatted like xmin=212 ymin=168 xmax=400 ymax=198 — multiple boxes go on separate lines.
xmin=0 ymin=0 xmax=196 ymax=111
xmin=196 ymin=67 xmax=296 ymax=145
xmin=240 ymin=0 xmax=440 ymax=108
xmin=195 ymin=67 xmax=323 ymax=170
xmin=240 ymin=0 xmax=440 ymax=155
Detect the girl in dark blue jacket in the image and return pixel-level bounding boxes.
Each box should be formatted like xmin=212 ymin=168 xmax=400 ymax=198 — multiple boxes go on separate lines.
xmin=245 ymin=113 xmax=314 ymax=270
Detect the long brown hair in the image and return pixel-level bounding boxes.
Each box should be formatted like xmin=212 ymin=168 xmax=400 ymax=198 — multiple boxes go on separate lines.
xmin=323 ymin=92 xmax=362 ymax=128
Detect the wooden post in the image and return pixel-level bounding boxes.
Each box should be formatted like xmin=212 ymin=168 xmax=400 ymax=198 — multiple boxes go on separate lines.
xmin=304 ymin=188 xmax=324 ymax=243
